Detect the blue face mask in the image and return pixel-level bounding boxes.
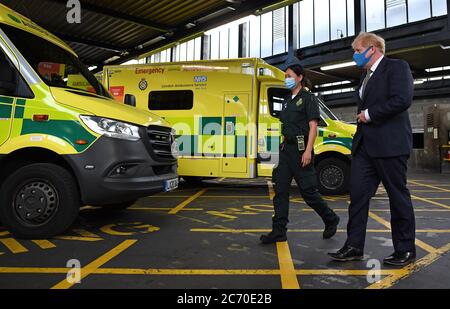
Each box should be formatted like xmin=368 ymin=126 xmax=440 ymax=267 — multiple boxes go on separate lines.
xmin=285 ymin=78 xmax=297 ymax=90
xmin=353 ymin=46 xmax=373 ymax=68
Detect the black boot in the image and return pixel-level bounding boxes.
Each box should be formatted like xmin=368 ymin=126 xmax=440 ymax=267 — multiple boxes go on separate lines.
xmin=260 ymin=230 xmax=287 ymax=244
xmin=323 ymin=214 xmax=340 ymax=239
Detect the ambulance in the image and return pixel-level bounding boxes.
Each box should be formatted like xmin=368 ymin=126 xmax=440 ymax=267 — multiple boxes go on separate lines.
xmin=0 ymin=4 xmax=178 ymax=238
xmin=103 ymin=59 xmax=356 ymax=196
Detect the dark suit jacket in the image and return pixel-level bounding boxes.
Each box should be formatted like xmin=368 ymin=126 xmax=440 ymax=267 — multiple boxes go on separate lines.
xmin=352 ymin=57 xmax=414 ymax=158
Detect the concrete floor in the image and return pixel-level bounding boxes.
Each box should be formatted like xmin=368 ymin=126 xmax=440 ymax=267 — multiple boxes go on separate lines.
xmin=0 ymin=171 xmax=449 ymax=289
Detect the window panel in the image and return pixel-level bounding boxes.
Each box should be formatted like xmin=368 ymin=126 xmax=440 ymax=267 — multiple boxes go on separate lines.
xmin=273 ymin=8 xmax=286 ymax=55
xmin=330 ymin=0 xmax=347 ymax=40
xmin=366 ymin=0 xmax=385 ymax=31
xmin=408 ymin=0 xmax=431 ymax=22
xmin=261 ymin=12 xmax=273 ymax=57
xmin=314 ymin=0 xmax=330 ymax=44
xmin=386 ymin=0 xmax=407 ymax=27
xmin=432 ymin=0 xmax=447 ymax=16
xmin=249 ymin=16 xmax=261 ymax=57
xmin=220 ymin=29 xmax=229 ymax=59
xmin=299 ymin=0 xmax=314 ymax=47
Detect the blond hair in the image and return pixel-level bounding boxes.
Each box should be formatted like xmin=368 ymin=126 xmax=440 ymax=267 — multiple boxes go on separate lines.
xmin=352 ymin=32 xmax=386 ymax=55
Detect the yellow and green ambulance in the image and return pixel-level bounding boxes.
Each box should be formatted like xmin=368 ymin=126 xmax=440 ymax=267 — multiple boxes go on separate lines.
xmin=0 ymin=4 xmax=178 ymax=239
xmin=103 ymin=58 xmax=356 ymax=195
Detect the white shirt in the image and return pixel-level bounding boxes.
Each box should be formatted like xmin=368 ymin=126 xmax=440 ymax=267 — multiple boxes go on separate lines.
xmin=360 ymin=55 xmax=384 ymax=122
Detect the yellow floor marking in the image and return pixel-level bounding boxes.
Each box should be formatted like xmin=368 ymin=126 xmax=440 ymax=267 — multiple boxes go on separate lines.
xmin=130 ymin=207 xmax=204 ymax=211
xmin=31 ymin=240 xmax=56 ymax=249
xmin=190 ymin=228 xmax=450 ymax=234
xmin=201 ymin=196 xmax=269 ymax=199
xmin=51 ymin=239 xmax=136 ymax=289
xmin=206 ymin=211 xmax=238 ymax=219
xmin=72 ymin=229 xmax=103 ymax=238
xmin=267 ymin=181 xmax=275 ymax=200
xmin=409 ymin=180 xmax=450 ymax=193
xmin=296 ymin=269 xmax=406 ymax=276
xmin=143 ymin=195 xmax=192 ymax=198
xmin=366 ymin=242 xmax=450 ymax=289
xmin=55 ymin=236 xmax=103 ymax=242
xmin=0 ymin=238 xmax=28 ymax=254
xmin=0 ymin=267 xmax=405 ymax=276
xmin=0 ymin=231 xmax=10 ymax=237
xmin=411 ymin=195 xmax=450 ymax=210
xmin=276 ymin=242 xmax=300 ymax=289
xmin=169 ymin=189 xmax=208 ymax=215
xmin=98 ymin=268 xmax=280 ymax=275
xmin=368 ymin=211 xmax=437 ymax=253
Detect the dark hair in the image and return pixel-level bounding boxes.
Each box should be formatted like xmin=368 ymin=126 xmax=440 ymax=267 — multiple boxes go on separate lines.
xmin=287 ymin=64 xmax=312 ymax=89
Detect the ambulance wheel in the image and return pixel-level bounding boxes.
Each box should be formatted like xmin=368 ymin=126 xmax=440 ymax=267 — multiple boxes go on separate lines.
xmin=0 ymin=163 xmax=80 ymax=239
xmin=182 ymin=176 xmax=203 ymax=185
xmin=316 ymin=158 xmax=350 ymax=196
xmin=100 ymin=200 xmax=137 ymax=211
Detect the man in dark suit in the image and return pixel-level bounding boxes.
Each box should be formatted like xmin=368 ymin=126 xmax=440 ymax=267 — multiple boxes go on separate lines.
xmin=328 ymin=32 xmax=416 ymax=266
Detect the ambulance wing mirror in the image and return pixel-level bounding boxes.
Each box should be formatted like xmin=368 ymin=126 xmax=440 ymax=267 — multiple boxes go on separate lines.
xmin=124 ymin=94 xmax=136 ymax=107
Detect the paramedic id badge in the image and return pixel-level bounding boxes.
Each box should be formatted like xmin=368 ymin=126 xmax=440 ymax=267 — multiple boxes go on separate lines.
xmin=297 ymin=135 xmax=306 ymax=151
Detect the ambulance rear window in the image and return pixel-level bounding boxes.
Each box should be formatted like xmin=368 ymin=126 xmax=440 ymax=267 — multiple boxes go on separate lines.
xmin=149 ymin=90 xmax=194 ymax=110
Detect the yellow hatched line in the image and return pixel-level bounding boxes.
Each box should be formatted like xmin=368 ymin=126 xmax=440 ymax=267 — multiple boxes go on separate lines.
xmin=0 ymin=238 xmax=28 ymax=254
xmin=51 ymin=240 xmax=136 ymax=289
xmin=276 ymin=242 xmax=300 ymax=289
xmin=32 ymin=240 xmax=56 ymax=249
xmin=169 ymin=189 xmax=208 ymax=215
xmin=410 ymin=195 xmax=450 ymax=210
xmin=368 ymin=211 xmax=437 ymax=253
xmin=409 ymin=180 xmax=450 ymax=192
xmin=367 ymin=242 xmax=450 ymax=289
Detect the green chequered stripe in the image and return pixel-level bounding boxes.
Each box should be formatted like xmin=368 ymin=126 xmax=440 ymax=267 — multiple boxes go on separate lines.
xmin=21 ymin=119 xmax=97 ymax=152
xmin=0 ymin=96 xmax=14 ymax=119
xmin=200 ymin=117 xmax=222 ymax=135
xmin=0 ymin=104 xmax=13 ymax=118
xmin=0 ymin=96 xmax=14 ymax=104
xmin=265 ymin=136 xmax=280 ymax=152
xmin=176 ymin=135 xmax=247 ymax=157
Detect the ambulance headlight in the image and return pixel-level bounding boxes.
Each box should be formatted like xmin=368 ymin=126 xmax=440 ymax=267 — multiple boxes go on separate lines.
xmin=80 ymin=115 xmax=141 ymax=141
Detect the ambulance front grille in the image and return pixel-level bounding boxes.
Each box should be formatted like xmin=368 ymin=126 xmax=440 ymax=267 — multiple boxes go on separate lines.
xmin=146 ymin=126 xmax=174 ymax=160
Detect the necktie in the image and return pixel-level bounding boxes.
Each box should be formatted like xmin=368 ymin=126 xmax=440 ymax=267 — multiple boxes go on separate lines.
xmin=361 ymin=69 xmax=373 ymax=98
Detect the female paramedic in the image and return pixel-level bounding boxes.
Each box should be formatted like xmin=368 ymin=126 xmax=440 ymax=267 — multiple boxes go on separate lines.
xmin=260 ymin=64 xmax=340 ymax=244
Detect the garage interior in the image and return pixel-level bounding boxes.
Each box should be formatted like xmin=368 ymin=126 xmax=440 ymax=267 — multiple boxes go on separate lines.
xmin=0 ymin=0 xmax=449 ymax=290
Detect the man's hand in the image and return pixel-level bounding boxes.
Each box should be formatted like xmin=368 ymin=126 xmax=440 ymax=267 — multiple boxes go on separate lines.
xmin=357 ymin=111 xmax=369 ymax=124
xmin=301 ymin=150 xmax=312 ymax=167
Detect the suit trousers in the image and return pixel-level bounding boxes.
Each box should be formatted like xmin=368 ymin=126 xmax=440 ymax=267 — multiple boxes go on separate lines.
xmin=346 ymin=141 xmax=416 ymax=253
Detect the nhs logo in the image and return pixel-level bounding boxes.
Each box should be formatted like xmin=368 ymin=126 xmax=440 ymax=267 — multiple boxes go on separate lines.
xmin=194 ymin=76 xmax=207 ymax=83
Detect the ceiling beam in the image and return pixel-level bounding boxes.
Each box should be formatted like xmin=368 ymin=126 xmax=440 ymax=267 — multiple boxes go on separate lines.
xmin=56 ymin=32 xmax=124 ymax=53
xmin=48 ymin=0 xmax=172 ymax=32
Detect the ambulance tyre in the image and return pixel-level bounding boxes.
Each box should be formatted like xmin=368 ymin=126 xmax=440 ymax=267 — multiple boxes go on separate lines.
xmin=100 ymin=201 xmax=137 ymax=211
xmin=316 ymin=158 xmax=350 ymax=196
xmin=0 ymin=163 xmax=80 ymax=239
xmin=183 ymin=176 xmax=203 ymax=185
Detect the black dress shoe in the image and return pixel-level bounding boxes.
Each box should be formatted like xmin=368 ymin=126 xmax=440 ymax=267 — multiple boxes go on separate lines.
xmin=328 ymin=245 xmax=364 ymax=261
xmin=383 ymin=252 xmax=416 ymax=267
xmin=260 ymin=231 xmax=287 ymax=244
xmin=323 ymin=215 xmax=340 ymax=239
